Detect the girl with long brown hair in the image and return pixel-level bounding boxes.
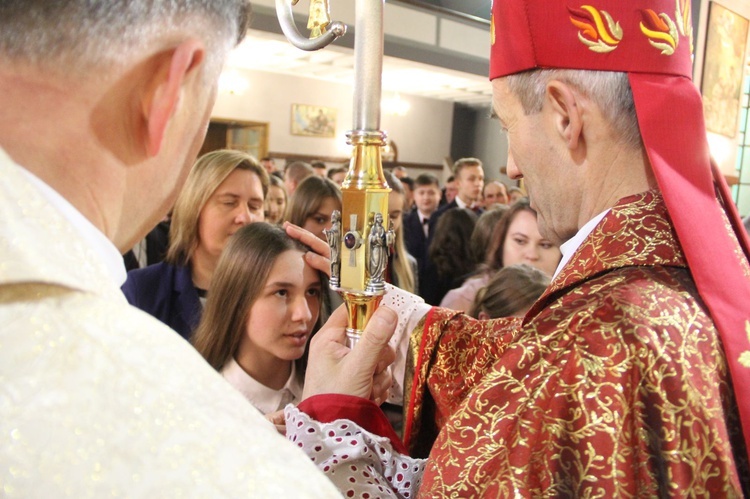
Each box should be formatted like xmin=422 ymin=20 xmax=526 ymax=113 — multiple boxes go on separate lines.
xmin=192 ymin=223 xmax=322 ymax=415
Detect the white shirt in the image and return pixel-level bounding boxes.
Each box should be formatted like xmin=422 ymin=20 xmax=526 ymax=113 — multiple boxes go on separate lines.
xmin=553 ymin=209 xmax=610 ymax=278
xmin=417 ymin=210 xmax=432 ymax=236
xmin=455 ymin=196 xmax=469 ymax=209
xmin=222 ymin=357 xmax=304 ymax=415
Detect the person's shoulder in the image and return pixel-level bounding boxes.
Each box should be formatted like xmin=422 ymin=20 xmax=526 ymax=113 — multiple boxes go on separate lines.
xmin=526 ymin=265 xmax=720 ymax=375
xmin=439 ymin=288 xmax=461 ymax=309
xmin=439 ymin=279 xmax=476 ymax=310
xmin=404 ymin=210 xmax=419 ymax=222
xmin=405 ymin=252 xmax=417 ymax=266
xmin=122 ymin=261 xmax=181 ymax=298
xmin=125 ymin=261 xmax=177 ymax=281
xmin=433 ymin=201 xmax=456 ymax=218
xmin=549 ymin=265 xmax=703 ymax=331
xmin=403 ymin=211 xmax=422 ymax=229
xmin=0 ymin=287 xmax=339 ymax=496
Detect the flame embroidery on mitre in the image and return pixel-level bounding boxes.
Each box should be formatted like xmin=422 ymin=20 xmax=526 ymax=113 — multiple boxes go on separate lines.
xmin=675 ymin=0 xmax=694 ymax=54
xmin=640 ymin=9 xmax=679 ymax=55
xmin=490 ymin=10 xmax=496 ymax=45
xmin=738 ymin=321 xmax=750 ymax=368
xmin=569 ymin=5 xmax=623 ymax=53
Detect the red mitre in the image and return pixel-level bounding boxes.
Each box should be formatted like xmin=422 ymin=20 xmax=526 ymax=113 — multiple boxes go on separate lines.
xmin=490 ymin=0 xmax=750 ymax=462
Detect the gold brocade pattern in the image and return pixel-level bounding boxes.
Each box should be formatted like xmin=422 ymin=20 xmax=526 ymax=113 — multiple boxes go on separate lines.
xmin=404 ymin=309 xmax=520 ymax=458
xmin=411 ymin=191 xmax=748 ymax=497
xmin=403 ymin=314 xmax=428 ymax=450
xmin=722 ymin=212 xmax=750 ymax=280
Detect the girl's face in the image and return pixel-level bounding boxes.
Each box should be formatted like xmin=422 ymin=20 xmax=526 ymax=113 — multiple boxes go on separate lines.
xmin=502 ymin=210 xmax=561 ymax=276
xmin=265 ymin=185 xmax=287 ymax=225
xmin=240 ymin=249 xmax=321 ymax=365
xmin=302 ymin=196 xmax=339 ymax=240
xmin=388 ymin=190 xmax=404 ymax=233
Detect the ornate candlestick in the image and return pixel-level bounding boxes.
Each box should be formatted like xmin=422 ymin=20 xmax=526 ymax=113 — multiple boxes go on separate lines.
xmin=276 ymin=0 xmax=393 ymax=348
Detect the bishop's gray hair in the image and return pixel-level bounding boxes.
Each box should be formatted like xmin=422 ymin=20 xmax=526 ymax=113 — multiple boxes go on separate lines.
xmin=505 ymin=69 xmax=642 ymax=150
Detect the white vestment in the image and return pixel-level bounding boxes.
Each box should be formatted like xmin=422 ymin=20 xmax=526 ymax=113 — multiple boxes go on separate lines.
xmin=0 ymin=149 xmax=340 ymax=497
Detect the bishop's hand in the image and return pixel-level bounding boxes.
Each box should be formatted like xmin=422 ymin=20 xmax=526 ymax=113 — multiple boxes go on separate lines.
xmin=302 ymin=305 xmax=397 ymax=404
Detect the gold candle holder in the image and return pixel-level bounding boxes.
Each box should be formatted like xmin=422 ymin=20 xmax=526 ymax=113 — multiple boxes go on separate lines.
xmin=275 ymin=0 xmax=390 ymax=349
xmin=325 ymin=130 xmax=393 ymax=348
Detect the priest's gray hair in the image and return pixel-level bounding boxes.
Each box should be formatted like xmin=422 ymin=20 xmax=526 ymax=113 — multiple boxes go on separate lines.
xmin=505 ymin=69 xmax=642 ymax=151
xmin=0 ymin=0 xmax=252 ymax=75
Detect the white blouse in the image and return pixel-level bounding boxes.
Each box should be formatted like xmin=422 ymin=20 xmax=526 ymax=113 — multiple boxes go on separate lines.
xmin=221 ymin=357 xmax=303 ymax=415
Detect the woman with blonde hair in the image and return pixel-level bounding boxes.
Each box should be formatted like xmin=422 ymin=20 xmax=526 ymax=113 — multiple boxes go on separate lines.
xmin=192 ymin=223 xmax=322 ymax=415
xmin=383 ymin=170 xmax=417 ymax=293
xmin=123 ymin=149 xmax=268 ymax=340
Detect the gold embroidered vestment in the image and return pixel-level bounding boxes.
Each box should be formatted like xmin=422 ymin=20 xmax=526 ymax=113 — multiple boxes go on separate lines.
xmin=405 ymin=191 xmax=749 ymax=497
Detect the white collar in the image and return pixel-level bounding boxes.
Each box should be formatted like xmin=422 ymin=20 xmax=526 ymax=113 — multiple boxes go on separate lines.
xmin=221 ymin=357 xmax=303 ymax=415
xmin=553 ymin=209 xmax=610 ymax=279
xmin=417 ymin=210 xmax=433 ymax=222
xmin=17 ymin=166 xmax=127 ymax=287
xmin=455 ymin=196 xmax=469 ymax=209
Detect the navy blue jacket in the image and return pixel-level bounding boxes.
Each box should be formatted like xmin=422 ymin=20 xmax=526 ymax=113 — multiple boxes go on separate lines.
xmin=403 ymin=210 xmax=443 ymax=304
xmin=121 ymin=261 xmax=201 ymax=341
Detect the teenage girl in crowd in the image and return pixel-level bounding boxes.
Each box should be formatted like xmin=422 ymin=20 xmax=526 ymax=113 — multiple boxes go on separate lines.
xmin=265 ymin=175 xmax=287 ymax=225
xmin=285 ymin=175 xmax=342 ymax=241
xmin=428 ymin=208 xmax=478 ymax=305
xmin=122 ymin=149 xmax=268 ymax=340
xmin=468 ymin=205 xmax=509 ymax=271
xmin=468 ymin=264 xmax=550 ymax=319
xmin=285 ymin=174 xmax=343 ymax=314
xmin=439 ymin=206 xmax=508 ymax=311
xmin=440 ymin=199 xmax=561 ymax=312
xmin=192 ymin=223 xmax=322 ymax=415
xmin=384 ymin=170 xmax=417 ymax=294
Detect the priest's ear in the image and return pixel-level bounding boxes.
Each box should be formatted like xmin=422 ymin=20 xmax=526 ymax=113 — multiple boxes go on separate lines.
xmin=545 ymin=80 xmax=584 ymax=151
xmin=141 ymin=39 xmax=206 ymax=157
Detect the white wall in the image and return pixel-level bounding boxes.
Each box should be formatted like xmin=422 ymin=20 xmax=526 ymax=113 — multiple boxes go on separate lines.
xmin=211 ymin=67 xmax=454 ymax=165
xmin=472 ymin=110 xmax=511 ymax=184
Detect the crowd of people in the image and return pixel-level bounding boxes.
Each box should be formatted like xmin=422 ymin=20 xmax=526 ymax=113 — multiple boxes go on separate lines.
xmin=124 ymin=150 xmax=540 ymax=329
xmin=117 ymin=148 xmax=538 ymax=440
xmin=4 ymin=0 xmax=750 ymax=496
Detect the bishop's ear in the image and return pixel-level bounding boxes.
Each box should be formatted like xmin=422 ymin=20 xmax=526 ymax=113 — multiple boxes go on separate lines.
xmin=142 ymin=39 xmax=206 ymax=157
xmin=545 ymin=80 xmax=584 ymax=151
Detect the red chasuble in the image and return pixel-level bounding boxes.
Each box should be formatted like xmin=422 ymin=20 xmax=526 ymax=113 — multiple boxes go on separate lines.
xmin=406 ymin=191 xmax=749 ymax=496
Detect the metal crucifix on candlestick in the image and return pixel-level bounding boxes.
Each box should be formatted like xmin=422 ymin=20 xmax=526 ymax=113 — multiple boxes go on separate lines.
xmin=276 ymin=0 xmax=394 ymax=348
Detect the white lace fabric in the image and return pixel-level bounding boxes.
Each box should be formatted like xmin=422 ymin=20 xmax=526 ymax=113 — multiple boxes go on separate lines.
xmin=381 ymin=284 xmax=431 ymax=404
xmin=285 ymin=405 xmax=426 ymax=498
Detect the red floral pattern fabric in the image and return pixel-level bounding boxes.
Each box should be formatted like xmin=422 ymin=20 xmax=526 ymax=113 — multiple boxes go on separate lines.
xmin=410 ymin=191 xmax=749 ymax=496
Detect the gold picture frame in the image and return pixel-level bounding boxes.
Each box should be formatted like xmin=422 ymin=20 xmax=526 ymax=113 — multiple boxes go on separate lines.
xmin=701 ymin=2 xmax=749 ymax=137
xmin=291 ymin=104 xmax=337 ymax=138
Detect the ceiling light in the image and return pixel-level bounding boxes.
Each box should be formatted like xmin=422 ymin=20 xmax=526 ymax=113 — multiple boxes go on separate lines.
xmin=218 ymin=69 xmax=249 ymax=95
xmin=382 ymin=93 xmax=411 ymax=116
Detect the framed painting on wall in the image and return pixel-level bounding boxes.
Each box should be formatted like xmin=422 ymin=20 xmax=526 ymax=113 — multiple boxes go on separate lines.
xmin=701 ymin=1 xmax=749 ymax=137
xmin=291 ymin=104 xmax=337 ymax=138
xmin=199 ymin=119 xmax=269 ymax=160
